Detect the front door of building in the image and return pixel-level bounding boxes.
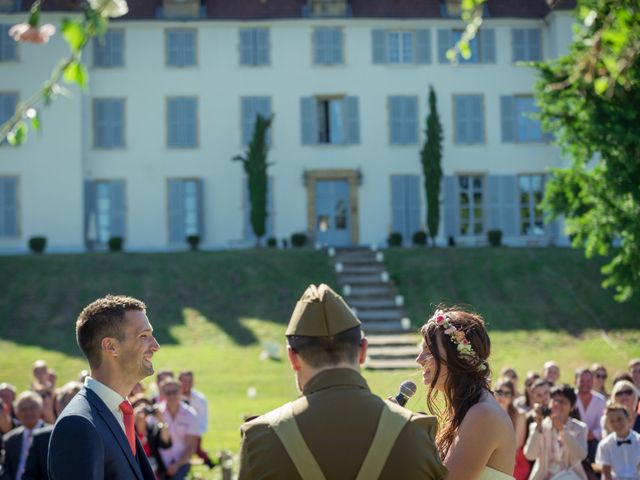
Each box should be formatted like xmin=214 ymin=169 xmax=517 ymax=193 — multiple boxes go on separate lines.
xmin=314 ymin=179 xmax=351 ymax=246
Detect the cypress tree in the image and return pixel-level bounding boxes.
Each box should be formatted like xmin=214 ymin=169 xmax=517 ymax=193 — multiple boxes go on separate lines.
xmin=420 ymin=86 xmax=443 ymax=246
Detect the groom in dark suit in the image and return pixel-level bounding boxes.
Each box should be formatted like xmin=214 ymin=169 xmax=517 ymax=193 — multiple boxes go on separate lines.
xmin=48 ymin=295 xmax=160 ymax=480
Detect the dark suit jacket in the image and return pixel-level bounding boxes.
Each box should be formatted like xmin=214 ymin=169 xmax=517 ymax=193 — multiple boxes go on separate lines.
xmin=22 ymin=425 xmax=53 ymax=480
xmin=48 ymin=387 xmax=155 ymax=480
xmin=1 ymin=425 xmax=26 ymax=480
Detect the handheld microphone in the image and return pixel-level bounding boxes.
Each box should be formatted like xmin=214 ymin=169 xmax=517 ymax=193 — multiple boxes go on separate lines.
xmin=394 ymin=380 xmax=417 ymax=407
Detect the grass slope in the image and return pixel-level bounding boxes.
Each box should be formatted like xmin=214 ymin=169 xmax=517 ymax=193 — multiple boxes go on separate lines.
xmin=0 ymin=247 xmax=639 ymax=476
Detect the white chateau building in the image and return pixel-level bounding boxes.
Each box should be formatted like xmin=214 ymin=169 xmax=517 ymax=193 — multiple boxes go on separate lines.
xmin=0 ymin=0 xmax=576 ymax=252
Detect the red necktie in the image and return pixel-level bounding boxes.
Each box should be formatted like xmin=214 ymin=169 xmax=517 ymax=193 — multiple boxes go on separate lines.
xmin=119 ymin=400 xmax=137 ymax=456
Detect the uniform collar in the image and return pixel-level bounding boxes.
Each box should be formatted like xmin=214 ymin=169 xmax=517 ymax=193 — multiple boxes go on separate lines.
xmin=302 ymin=368 xmax=369 ymax=396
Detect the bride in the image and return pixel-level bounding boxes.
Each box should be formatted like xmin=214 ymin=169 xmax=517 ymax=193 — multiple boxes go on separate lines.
xmin=416 ymin=306 xmax=516 ymax=480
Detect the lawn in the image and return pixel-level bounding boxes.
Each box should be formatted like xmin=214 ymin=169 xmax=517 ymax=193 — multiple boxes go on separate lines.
xmin=0 ymin=247 xmax=639 ymax=479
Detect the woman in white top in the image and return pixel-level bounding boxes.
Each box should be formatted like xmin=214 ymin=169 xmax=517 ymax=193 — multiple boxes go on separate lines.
xmin=416 ymin=306 xmax=516 ymax=480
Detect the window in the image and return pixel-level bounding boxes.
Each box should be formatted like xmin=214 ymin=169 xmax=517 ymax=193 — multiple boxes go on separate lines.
xmin=241 ymin=96 xmax=272 ymax=146
xmin=512 ymin=29 xmax=542 ymax=62
xmin=93 ymin=99 xmax=125 ymax=149
xmin=300 ymin=96 xmax=359 ymax=145
xmin=458 ymin=175 xmax=483 ymax=236
xmin=519 ymin=175 xmax=545 ymax=235
xmin=454 ymin=94 xmax=484 ymax=144
xmin=244 ymin=177 xmax=274 ymax=244
xmin=166 ymin=29 xmax=197 ymax=67
xmin=0 ymin=177 xmax=18 ymax=238
xmin=167 ymin=97 xmax=197 ymax=148
xmin=168 ymin=178 xmax=203 ymax=244
xmin=0 ymin=93 xmax=17 ymax=144
xmin=313 ymin=27 xmax=343 ymax=65
xmin=93 ymin=30 xmax=124 ymax=68
xmin=86 ymin=180 xmax=125 ymax=246
xmin=0 ymin=25 xmax=17 ymax=62
xmin=239 ymin=28 xmax=269 ymax=66
xmin=372 ymin=29 xmax=431 ymax=65
xmin=391 ymin=175 xmax=421 ymax=243
xmin=388 ymin=96 xmax=418 ymax=145
xmin=437 ymin=29 xmax=495 ymax=64
xmin=500 ymin=95 xmax=543 ymax=142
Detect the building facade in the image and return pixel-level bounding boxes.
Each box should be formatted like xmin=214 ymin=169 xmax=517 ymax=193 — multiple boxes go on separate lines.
xmin=0 ymin=0 xmax=576 ymax=252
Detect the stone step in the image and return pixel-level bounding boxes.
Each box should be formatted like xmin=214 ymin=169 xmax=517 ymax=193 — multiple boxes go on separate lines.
xmin=334 ymin=264 xmax=384 ymax=275
xmin=364 ymin=358 xmax=419 ymax=370
xmin=343 ymin=285 xmax=395 ymax=297
xmin=367 ymin=345 xmax=419 ymax=359
xmin=339 ymin=274 xmax=388 ymax=285
xmin=348 ymin=298 xmax=398 ymax=309
xmin=361 ymin=321 xmax=409 ymax=334
xmin=366 ymin=333 xmax=418 ymax=346
xmin=356 ymin=309 xmax=404 ymax=321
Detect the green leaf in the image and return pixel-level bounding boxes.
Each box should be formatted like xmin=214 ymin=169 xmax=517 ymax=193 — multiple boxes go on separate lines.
xmin=594 ymin=77 xmax=609 ymax=95
xmin=31 ymin=115 xmax=40 ymax=131
xmin=7 ymin=122 xmax=27 ymax=146
xmin=63 ymin=61 xmax=89 ymax=88
xmin=460 ymin=42 xmax=471 ymax=59
xmin=61 ymin=19 xmax=86 ymax=54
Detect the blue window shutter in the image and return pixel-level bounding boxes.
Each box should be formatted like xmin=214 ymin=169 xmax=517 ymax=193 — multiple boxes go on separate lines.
xmin=500 ymin=96 xmax=516 ymax=142
xmin=443 ymin=176 xmax=458 ymax=238
xmin=437 ymin=29 xmax=452 ymax=63
xmin=84 ymin=180 xmax=96 ymax=245
xmin=454 ymin=96 xmax=468 ymax=144
xmin=168 ymin=179 xmax=185 ymax=244
xmin=168 ymin=99 xmax=178 ymax=147
xmin=416 ymin=29 xmax=431 ymax=64
xmin=390 ymin=175 xmax=405 ymax=239
xmin=196 ymin=178 xmax=204 ymax=238
xmin=0 ymin=25 xmax=17 ymax=61
xmin=0 ymin=177 xmax=18 ymax=237
xmin=528 ymin=29 xmax=542 ymax=61
xmin=512 ymin=29 xmax=525 ymax=62
xmin=258 ymin=97 xmax=272 ymax=145
xmin=389 ymin=97 xmax=402 ymax=145
xmin=314 ymin=28 xmax=327 ymax=65
xmin=471 ymin=96 xmax=484 ymax=143
xmin=241 ymin=97 xmax=254 ymax=146
xmin=501 ymin=175 xmax=518 ymax=237
xmin=372 ymin=29 xmax=386 ymax=64
xmin=407 ymin=175 xmax=421 ymax=240
xmin=405 ymin=97 xmax=418 ymax=144
xmin=185 ymin=30 xmax=196 ymax=66
xmin=111 ymin=99 xmax=124 ymax=148
xmin=345 ymin=96 xmax=359 ymax=145
xmin=257 ymin=28 xmax=269 ymax=65
xmin=330 ymin=28 xmax=343 ymax=65
xmin=300 ymin=97 xmax=317 ymax=145
xmin=480 ymin=29 xmax=496 ymax=63
xmin=0 ymin=93 xmax=16 ymax=127
xmin=94 ymin=100 xmax=106 ymax=148
xmin=113 ymin=30 xmax=124 ymax=66
xmin=486 ymin=175 xmax=501 ymax=231
xmin=93 ymin=37 xmax=105 ymax=67
xmin=109 ymin=180 xmax=126 ymax=238
xmin=239 ymin=29 xmax=252 ymax=65
xmin=167 ymin=31 xmax=177 ymax=66
xmin=187 ymin=98 xmax=197 ymax=147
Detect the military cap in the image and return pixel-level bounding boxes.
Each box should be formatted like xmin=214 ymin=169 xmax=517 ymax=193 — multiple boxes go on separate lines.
xmin=285 ymin=284 xmax=361 ymax=337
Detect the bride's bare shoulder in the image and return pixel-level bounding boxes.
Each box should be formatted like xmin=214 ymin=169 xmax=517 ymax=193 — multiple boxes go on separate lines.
xmin=462 ymin=394 xmax=514 ymax=434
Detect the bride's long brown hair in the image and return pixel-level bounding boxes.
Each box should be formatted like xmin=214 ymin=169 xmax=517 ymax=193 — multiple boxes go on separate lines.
xmin=420 ymin=305 xmax=491 ymax=459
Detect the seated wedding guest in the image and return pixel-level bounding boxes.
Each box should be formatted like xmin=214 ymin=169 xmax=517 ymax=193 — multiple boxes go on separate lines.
xmin=0 ymin=383 xmax=18 ymax=434
xmin=152 ymin=370 xmax=174 ymax=404
xmin=500 ymin=367 xmax=520 ymax=397
xmin=158 ymin=379 xmax=198 ymax=480
xmin=31 ymin=361 xmax=51 ymax=391
xmin=34 ymin=387 xmax=56 ymax=425
xmin=494 ymin=378 xmax=529 ymax=480
xmin=525 ymin=384 xmax=588 ymax=480
xmin=0 ymin=391 xmax=46 ymax=480
xmin=543 ymin=361 xmax=561 ymax=386
xmin=515 ymin=371 xmax=541 ymax=413
xmin=131 ymin=396 xmax=172 ymax=478
xmin=22 ymin=382 xmax=81 ymax=480
xmin=591 ymin=364 xmax=609 ymax=397
xmin=595 ymin=404 xmax=640 ymax=480
xmin=630 ymin=360 xmax=640 ymax=392
xmin=602 ymin=380 xmax=640 ymax=436
xmin=179 ymin=371 xmax=215 ymax=468
xmin=612 ymin=373 xmax=634 ymax=388
xmin=575 ymin=368 xmax=607 ymax=463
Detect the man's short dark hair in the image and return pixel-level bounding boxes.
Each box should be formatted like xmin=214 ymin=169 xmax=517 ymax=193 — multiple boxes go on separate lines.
xmin=76 ymin=294 xmax=146 ymax=369
xmin=287 ymin=326 xmax=362 ymax=368
xmin=550 ymin=383 xmax=577 ymax=407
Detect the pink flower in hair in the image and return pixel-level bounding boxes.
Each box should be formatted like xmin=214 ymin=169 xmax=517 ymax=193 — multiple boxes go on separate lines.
xmin=454 ymin=330 xmax=465 ymax=342
xmin=435 ymin=315 xmax=445 ymax=325
xmin=444 ymin=326 xmax=456 ymax=335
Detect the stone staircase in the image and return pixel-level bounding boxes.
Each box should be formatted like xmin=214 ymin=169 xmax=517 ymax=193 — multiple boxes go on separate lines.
xmin=328 ymin=247 xmax=419 ymax=370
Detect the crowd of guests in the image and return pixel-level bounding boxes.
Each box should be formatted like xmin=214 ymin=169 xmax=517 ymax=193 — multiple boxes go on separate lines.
xmin=494 ymin=359 xmax=640 ymax=480
xmin=0 ymin=361 xmax=216 ymax=480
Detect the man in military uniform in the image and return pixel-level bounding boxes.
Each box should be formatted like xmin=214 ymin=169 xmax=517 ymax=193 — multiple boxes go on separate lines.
xmin=238 ymin=284 xmax=446 ymax=480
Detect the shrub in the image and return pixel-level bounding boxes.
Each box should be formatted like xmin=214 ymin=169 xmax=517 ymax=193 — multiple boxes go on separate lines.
xmin=387 ymin=232 xmax=403 ymax=247
xmin=487 ymin=230 xmax=502 ymax=247
xmin=108 ymin=236 xmax=123 ymax=252
xmin=186 ymin=235 xmax=200 ymax=251
xmin=412 ymin=230 xmax=427 ymax=246
xmin=290 ymin=232 xmax=308 ymax=248
xmin=28 ymin=236 xmax=47 ymax=254
xmin=266 ymin=237 xmax=277 ymax=248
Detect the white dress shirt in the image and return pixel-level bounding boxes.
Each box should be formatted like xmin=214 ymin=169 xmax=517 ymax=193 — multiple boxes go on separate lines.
xmin=84 ymin=376 xmax=127 ymax=433
xmin=185 ymin=388 xmax=208 ymax=436
xmin=596 ymin=430 xmax=640 ymax=480
xmin=577 ymin=390 xmax=607 ymax=440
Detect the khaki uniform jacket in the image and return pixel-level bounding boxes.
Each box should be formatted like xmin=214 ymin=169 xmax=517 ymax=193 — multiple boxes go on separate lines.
xmin=238 ymin=368 xmax=446 ymax=480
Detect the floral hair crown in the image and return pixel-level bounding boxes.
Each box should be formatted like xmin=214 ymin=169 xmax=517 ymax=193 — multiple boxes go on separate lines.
xmin=430 ymin=310 xmax=487 ymax=371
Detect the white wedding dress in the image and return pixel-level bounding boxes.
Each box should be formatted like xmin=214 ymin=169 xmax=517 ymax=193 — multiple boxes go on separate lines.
xmin=478 ymin=466 xmax=516 ymax=480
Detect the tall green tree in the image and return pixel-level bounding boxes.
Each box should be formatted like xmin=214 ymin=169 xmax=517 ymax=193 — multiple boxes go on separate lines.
xmin=534 ymin=1 xmax=640 ymax=301
xmin=233 ymin=114 xmax=274 ymax=246
xmin=421 ymin=86 xmax=444 ymax=246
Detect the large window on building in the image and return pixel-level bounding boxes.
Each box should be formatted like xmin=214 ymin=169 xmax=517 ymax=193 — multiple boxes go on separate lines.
xmin=519 ymin=174 xmax=545 ymax=235
xmin=438 ymin=28 xmax=495 ymax=64
xmin=371 ymin=29 xmax=431 ymax=65
xmin=388 ymin=96 xmax=418 ymax=145
xmin=93 ymin=98 xmax=125 ymax=149
xmin=0 ymin=25 xmax=17 ymax=62
xmin=500 ymin=95 xmax=543 ymax=142
xmin=0 ymin=177 xmax=18 ymax=238
xmin=458 ymin=175 xmax=483 ymax=236
xmin=300 ymin=96 xmax=359 ymax=145
xmin=93 ymin=30 xmax=124 ymax=68
xmin=312 ymin=27 xmax=343 ymax=65
xmin=512 ymin=28 xmax=542 ymax=62
xmin=166 ymin=29 xmax=197 ymax=67
xmin=241 ymin=96 xmax=272 ymax=146
xmin=391 ymin=175 xmax=421 ymax=244
xmin=167 ymin=178 xmax=203 ymax=244
xmin=167 ymin=97 xmax=198 ymax=148
xmin=86 ymin=180 xmax=125 ymax=246
xmin=239 ymin=28 xmax=269 ymax=66
xmin=454 ymin=94 xmax=484 ymax=145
